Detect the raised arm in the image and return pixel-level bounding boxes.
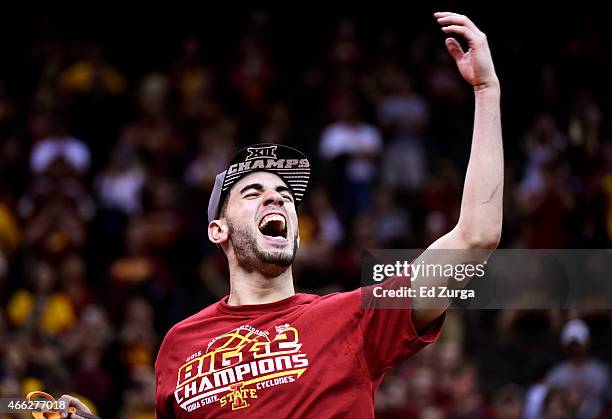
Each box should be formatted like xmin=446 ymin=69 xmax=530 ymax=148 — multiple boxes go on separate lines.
xmin=411 ymin=12 xmax=503 ymax=330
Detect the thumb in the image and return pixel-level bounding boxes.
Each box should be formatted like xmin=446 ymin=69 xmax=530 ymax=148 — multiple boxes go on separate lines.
xmin=445 ymin=37 xmax=464 ymax=62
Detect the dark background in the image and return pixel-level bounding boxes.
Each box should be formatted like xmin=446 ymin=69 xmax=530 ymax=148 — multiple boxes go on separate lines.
xmin=0 ymin=5 xmax=610 ymax=418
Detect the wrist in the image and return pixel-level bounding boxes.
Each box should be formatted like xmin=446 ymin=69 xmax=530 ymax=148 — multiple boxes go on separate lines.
xmin=473 ymin=79 xmax=500 ymax=95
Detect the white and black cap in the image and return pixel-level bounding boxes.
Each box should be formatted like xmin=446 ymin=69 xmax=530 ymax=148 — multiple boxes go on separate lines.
xmin=207 ymin=143 xmax=311 ymax=222
xmin=561 ymin=319 xmax=590 ymax=347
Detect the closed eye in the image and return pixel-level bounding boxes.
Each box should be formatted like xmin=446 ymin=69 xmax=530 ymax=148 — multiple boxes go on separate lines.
xmin=244 ymin=193 xmax=260 ymax=199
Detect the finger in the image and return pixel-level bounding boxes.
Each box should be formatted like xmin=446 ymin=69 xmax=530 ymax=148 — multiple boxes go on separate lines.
xmin=68 ymin=398 xmax=91 ymax=414
xmin=433 ymin=12 xmax=454 ymax=17
xmin=442 ymin=24 xmax=488 ymax=48
xmin=436 ymin=14 xmax=483 ymax=35
xmin=434 ymin=11 xmax=467 ymax=22
xmin=58 ymin=395 xmax=71 ymax=417
xmin=57 ymin=395 xmax=92 ymax=418
xmin=441 ymin=25 xmax=480 ymax=45
xmin=445 ymin=38 xmax=464 ymax=61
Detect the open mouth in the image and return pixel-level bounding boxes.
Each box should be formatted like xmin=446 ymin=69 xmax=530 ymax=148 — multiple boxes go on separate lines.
xmin=258 ymin=213 xmax=287 ymax=239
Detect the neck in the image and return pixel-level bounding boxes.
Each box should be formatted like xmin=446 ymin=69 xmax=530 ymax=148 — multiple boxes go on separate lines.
xmin=226 ymin=261 xmax=295 ymax=306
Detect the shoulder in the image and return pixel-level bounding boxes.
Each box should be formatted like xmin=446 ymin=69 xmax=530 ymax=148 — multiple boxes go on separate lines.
xmin=157 ymin=302 xmax=221 ymax=355
xmin=296 ymin=289 xmax=362 ymax=312
xmin=546 ymin=362 xmax=569 ymax=379
xmin=587 ymin=359 xmax=611 ymax=379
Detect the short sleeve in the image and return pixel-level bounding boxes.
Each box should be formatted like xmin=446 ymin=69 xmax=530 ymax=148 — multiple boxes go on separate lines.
xmin=358 ymin=276 xmax=445 ymax=378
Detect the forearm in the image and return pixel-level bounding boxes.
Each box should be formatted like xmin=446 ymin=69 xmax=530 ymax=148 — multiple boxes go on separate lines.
xmin=410 ymin=12 xmax=503 ymax=331
xmin=411 ymin=86 xmax=503 ymax=330
xmin=455 ymin=84 xmax=503 ymax=247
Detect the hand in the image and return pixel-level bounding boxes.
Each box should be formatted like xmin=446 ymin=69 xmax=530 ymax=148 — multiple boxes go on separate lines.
xmin=434 ymin=12 xmax=499 ymax=91
xmin=57 ymin=394 xmax=93 ymax=419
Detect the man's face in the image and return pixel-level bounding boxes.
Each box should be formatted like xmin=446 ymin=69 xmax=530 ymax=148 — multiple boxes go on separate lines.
xmin=221 ymin=172 xmax=299 ymax=270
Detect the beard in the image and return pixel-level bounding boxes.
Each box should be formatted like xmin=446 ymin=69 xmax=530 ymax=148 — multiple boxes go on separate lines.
xmin=227 ymin=220 xmax=298 ymax=270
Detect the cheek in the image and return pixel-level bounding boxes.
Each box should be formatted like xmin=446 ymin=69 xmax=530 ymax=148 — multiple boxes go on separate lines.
xmin=229 ymin=202 xmax=256 ymax=226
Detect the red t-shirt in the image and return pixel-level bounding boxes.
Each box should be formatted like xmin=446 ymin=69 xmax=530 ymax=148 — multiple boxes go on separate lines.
xmin=155 ymin=288 xmax=444 ymax=418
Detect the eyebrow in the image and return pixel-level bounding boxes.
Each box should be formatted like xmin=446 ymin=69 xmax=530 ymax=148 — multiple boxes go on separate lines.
xmin=239 ymin=183 xmax=293 ymax=196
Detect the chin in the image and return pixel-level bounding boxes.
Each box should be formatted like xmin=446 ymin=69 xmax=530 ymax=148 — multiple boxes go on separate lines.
xmin=256 ymin=244 xmax=294 ymax=266
xmin=260 ymin=253 xmax=294 ymax=268
xmin=255 ymin=235 xmax=297 ymax=267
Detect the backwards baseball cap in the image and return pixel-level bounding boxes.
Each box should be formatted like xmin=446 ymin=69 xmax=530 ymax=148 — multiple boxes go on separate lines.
xmin=207 ymin=143 xmax=311 ymax=222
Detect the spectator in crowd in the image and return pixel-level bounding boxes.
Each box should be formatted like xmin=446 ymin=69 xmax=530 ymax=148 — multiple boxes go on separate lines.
xmin=319 ymin=91 xmax=383 ymax=216
xmin=96 ymin=143 xmax=147 ymax=217
xmin=544 ymin=319 xmax=610 ymax=419
xmin=491 ymin=384 xmax=523 ymax=419
xmin=377 ymin=69 xmax=430 ymax=193
xmin=7 ymin=260 xmax=76 ymax=336
xmin=446 ymin=364 xmax=492 ymax=419
xmin=29 ymin=119 xmax=91 ymax=176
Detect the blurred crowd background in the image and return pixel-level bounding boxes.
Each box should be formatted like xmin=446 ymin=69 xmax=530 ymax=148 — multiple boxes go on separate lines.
xmin=0 ymin=6 xmax=611 ymax=419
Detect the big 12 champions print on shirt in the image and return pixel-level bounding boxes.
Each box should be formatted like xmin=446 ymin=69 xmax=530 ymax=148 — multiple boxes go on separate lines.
xmin=174 ymin=324 xmax=309 ymax=413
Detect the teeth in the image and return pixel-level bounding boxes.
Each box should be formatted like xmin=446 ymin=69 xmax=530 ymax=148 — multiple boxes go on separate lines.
xmin=259 ymin=214 xmax=286 ymax=230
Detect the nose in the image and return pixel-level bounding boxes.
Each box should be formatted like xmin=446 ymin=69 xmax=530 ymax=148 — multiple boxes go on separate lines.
xmin=262 ymin=190 xmax=285 ymax=207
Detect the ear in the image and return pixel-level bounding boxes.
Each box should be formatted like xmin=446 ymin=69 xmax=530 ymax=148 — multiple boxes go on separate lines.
xmin=296 ymin=229 xmax=300 ymax=249
xmin=208 ymin=219 xmax=229 ymax=245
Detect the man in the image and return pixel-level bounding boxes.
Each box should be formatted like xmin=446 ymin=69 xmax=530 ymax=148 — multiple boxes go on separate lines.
xmin=61 ymin=11 xmax=502 ymax=418
xmin=544 ymin=319 xmax=610 ymax=419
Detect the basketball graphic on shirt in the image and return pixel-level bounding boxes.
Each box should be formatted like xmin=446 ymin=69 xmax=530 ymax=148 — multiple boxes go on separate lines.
xmin=174 ymin=324 xmax=310 ymax=413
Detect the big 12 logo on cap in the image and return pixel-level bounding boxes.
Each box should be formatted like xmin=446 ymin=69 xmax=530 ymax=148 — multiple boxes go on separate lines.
xmin=245 ymin=146 xmax=278 ymax=161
